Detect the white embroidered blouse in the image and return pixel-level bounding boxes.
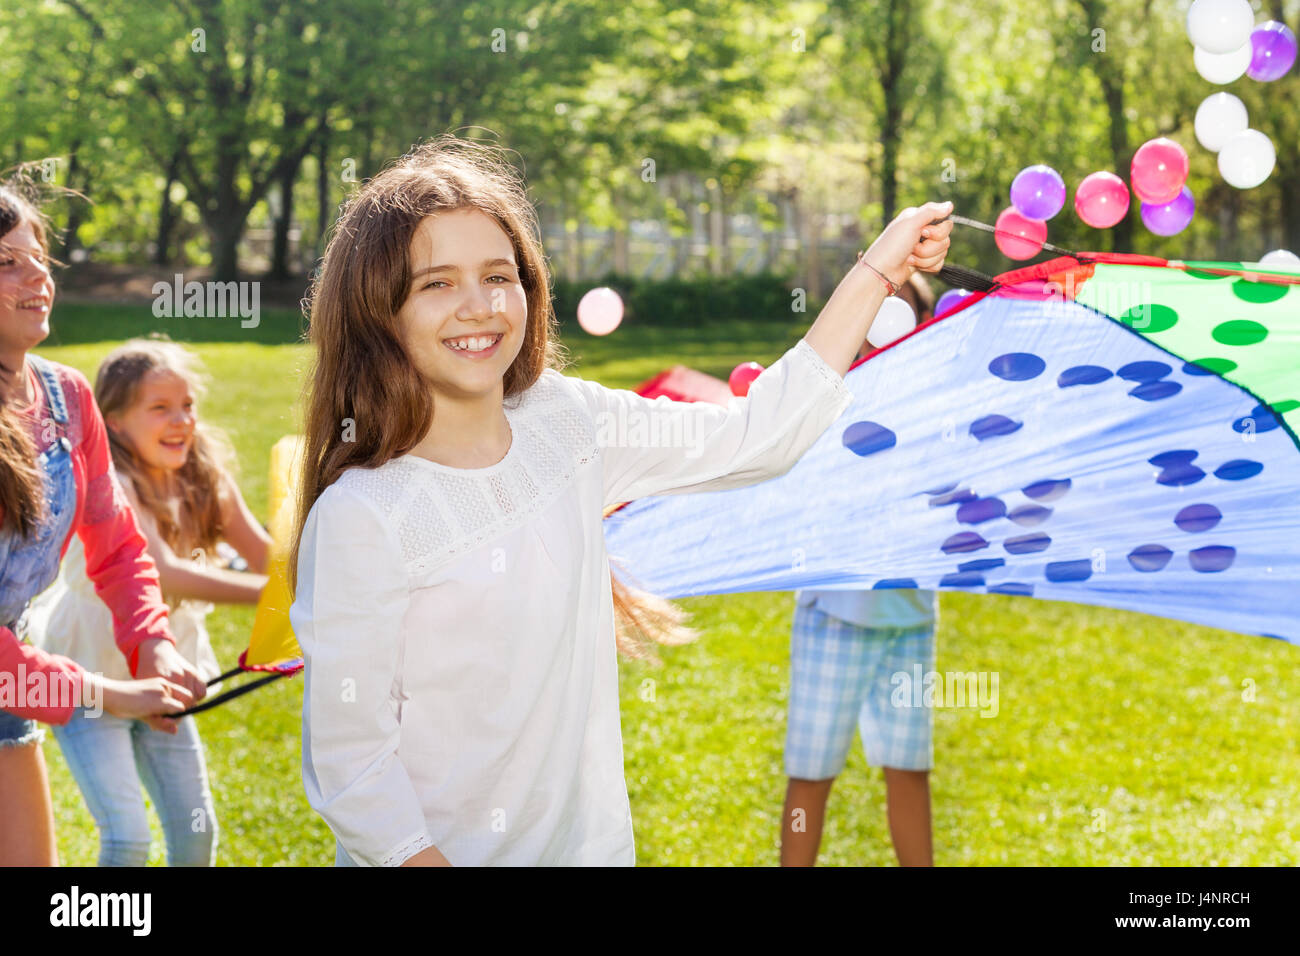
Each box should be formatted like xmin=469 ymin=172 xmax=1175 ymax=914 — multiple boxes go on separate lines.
xmin=292 ymin=338 xmax=852 ymax=866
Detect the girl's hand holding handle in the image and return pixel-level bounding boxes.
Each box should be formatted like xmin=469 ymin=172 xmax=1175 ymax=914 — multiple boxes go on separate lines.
xmin=86 ymin=673 xmax=192 ymax=734
xmin=134 ymin=636 xmax=208 ymax=704
xmin=803 ymin=200 xmax=954 ymax=378
xmin=858 ymin=201 xmax=954 ymax=291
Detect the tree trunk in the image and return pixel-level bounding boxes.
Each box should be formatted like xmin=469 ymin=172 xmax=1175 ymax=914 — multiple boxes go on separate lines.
xmin=154 ymin=149 xmax=182 ymax=267
xmin=270 ymin=152 xmax=303 ymax=280
xmin=316 ymin=124 xmax=331 ymax=264
xmin=57 ymin=144 xmax=87 ymax=262
xmin=207 ymin=142 xmax=243 ymax=281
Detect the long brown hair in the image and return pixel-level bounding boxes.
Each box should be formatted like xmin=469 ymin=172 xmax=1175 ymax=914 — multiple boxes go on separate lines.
xmin=292 ymin=134 xmax=693 ymax=660
xmin=0 ymin=182 xmax=53 ymax=537
xmin=95 ymin=337 xmax=234 ymax=557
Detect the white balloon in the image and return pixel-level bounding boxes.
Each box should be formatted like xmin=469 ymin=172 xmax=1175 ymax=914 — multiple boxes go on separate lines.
xmin=866 ymin=296 xmax=917 ymax=348
xmin=1193 ymin=42 xmax=1253 ymax=84
xmin=1194 ymin=93 xmax=1248 ymax=151
xmin=1186 ymin=0 xmax=1256 ymax=55
xmin=1218 ymin=129 xmax=1276 ymax=189
xmin=1259 ymin=249 xmax=1300 ymax=269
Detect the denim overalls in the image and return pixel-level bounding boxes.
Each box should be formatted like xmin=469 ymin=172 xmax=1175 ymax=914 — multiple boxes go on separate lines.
xmin=0 ymin=356 xmax=77 ymax=745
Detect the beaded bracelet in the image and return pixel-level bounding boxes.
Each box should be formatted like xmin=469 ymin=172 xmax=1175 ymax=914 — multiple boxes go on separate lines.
xmin=855 ymin=250 xmax=899 ymax=296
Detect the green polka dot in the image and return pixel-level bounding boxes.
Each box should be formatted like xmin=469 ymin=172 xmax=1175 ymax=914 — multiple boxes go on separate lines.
xmin=1232 ymin=279 xmax=1289 ymax=304
xmin=1212 ymin=319 xmax=1268 ymax=345
xmin=1119 ymin=303 xmax=1178 ymax=333
xmin=1274 ymin=400 xmax=1300 ymax=413
xmin=1187 ymin=357 xmax=1237 ymax=375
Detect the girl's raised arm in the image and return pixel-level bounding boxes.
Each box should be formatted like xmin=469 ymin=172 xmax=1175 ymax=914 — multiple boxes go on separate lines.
xmin=567 ymin=202 xmax=952 ymax=511
xmin=292 ymin=480 xmax=439 ymax=867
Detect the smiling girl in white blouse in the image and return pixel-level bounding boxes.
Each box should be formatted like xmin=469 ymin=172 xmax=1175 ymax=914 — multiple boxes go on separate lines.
xmin=289 ymin=135 xmax=952 ymax=867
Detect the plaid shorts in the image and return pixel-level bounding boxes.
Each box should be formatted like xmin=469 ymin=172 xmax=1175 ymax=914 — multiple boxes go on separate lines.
xmin=785 ymin=605 xmax=936 ymax=778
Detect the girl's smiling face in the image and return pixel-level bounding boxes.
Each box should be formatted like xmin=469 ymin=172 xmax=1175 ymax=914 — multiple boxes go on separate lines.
xmin=0 ymin=220 xmax=55 ymax=356
xmin=396 ymin=208 xmax=528 ymax=403
xmin=109 ymin=368 xmax=197 ymax=479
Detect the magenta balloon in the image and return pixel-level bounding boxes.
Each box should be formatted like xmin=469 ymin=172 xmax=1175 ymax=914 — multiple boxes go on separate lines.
xmin=1247 ymin=21 xmax=1297 ymax=82
xmin=1130 ymin=138 xmax=1189 ymax=205
xmin=1075 ymin=172 xmax=1130 ymax=229
xmin=935 ymin=288 xmax=972 ymax=316
xmin=1140 ymin=186 xmax=1195 ymax=237
xmin=728 ymin=362 xmax=764 ymax=397
xmin=1010 ymin=165 xmax=1067 ymax=220
xmin=994 ymin=207 xmax=1047 ymax=260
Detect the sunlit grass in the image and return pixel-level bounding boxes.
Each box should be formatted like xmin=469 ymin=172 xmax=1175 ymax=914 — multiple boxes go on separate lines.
xmin=36 ymin=309 xmax=1300 ymax=866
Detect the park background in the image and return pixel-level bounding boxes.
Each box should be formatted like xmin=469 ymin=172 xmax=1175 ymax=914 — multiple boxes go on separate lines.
xmin=3 ymin=0 xmax=1298 ymax=864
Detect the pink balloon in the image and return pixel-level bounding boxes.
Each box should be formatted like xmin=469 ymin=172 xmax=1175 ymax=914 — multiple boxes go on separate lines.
xmin=994 ymin=207 xmax=1047 ymax=260
xmin=577 ymin=287 xmax=624 ymax=335
xmin=1075 ymin=172 xmax=1131 ymax=229
xmin=729 ymin=362 xmax=764 ymax=397
xmin=1130 ymin=138 xmax=1189 ymax=204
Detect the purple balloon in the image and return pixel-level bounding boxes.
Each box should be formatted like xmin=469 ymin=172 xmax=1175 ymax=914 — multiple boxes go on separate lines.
xmin=1247 ymin=21 xmax=1297 ymax=82
xmin=935 ymin=288 xmax=973 ymax=316
xmin=1140 ymin=186 xmax=1195 ymax=237
xmin=1010 ymin=165 xmax=1067 ymax=221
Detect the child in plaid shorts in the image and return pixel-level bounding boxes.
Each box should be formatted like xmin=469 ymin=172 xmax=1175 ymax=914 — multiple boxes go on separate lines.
xmin=779 ymin=273 xmax=940 ymax=867
xmin=780 ymin=588 xmax=937 ymax=866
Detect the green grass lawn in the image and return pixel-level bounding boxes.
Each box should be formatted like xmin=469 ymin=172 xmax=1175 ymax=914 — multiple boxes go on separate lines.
xmin=34 ymin=301 xmax=1300 ymax=866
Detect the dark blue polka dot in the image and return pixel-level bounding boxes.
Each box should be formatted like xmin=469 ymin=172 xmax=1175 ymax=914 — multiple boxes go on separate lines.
xmin=1175 ymin=504 xmax=1222 ymax=533
xmin=1045 ymin=559 xmax=1092 ymax=582
xmin=1057 ymin=365 xmax=1112 ymax=387
xmin=929 ymin=488 xmax=975 ymax=507
xmin=1127 ymin=544 xmax=1173 ymax=572
xmin=1214 ymin=460 xmax=1263 ymax=481
xmin=843 ymin=421 xmax=897 ymax=456
xmin=1023 ymin=479 xmax=1071 ymax=501
xmin=922 ymin=482 xmax=959 ymax=495
xmin=989 ymin=353 xmax=1046 ymax=381
xmin=1189 ymin=545 xmax=1235 ymax=572
xmin=1150 ymin=451 xmax=1198 ymax=468
xmin=1005 ymin=533 xmax=1051 ymax=554
xmin=1232 ymin=405 xmax=1281 ymax=434
xmin=873 ymin=578 xmax=919 ymax=590
xmin=989 ymin=582 xmax=1034 ymax=596
xmin=1155 ymin=463 xmax=1206 ymax=486
xmin=971 ymin=415 xmax=1022 ymax=440
xmin=942 ymin=532 xmax=989 ymax=554
xmin=1118 ymin=361 xmax=1173 ymax=383
xmin=1008 ymin=504 xmax=1052 ymax=526
xmin=940 ymin=571 xmax=985 ymax=588
xmin=957 ymin=497 xmax=1007 ymax=524
xmin=1129 ymin=381 xmax=1182 ymax=401
xmin=958 ymin=558 xmax=1005 ymax=572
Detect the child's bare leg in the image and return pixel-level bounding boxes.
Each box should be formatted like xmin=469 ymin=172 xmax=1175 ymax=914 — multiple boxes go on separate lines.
xmin=0 ymin=741 xmax=59 ymax=866
xmin=780 ymin=776 xmax=835 ymax=866
xmin=882 ymin=767 xmax=931 ymax=866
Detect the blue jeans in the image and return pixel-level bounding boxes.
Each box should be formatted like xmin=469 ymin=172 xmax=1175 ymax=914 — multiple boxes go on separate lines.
xmin=0 ymin=708 xmax=42 ymax=749
xmin=53 ymin=708 xmax=217 ymax=866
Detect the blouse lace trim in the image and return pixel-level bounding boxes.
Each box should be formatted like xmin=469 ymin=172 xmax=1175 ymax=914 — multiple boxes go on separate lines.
xmin=335 ymin=370 xmax=598 ymax=577
xmin=380 ymin=831 xmax=434 ymax=867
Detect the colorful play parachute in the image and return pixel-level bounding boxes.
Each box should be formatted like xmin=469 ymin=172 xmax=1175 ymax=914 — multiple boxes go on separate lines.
xmin=182 ymin=435 xmax=304 ymax=715
xmin=602 ymin=254 xmax=1300 ymax=644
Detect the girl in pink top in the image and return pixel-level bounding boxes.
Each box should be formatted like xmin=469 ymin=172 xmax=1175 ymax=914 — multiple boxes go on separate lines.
xmin=0 ymin=182 xmax=207 ymax=865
